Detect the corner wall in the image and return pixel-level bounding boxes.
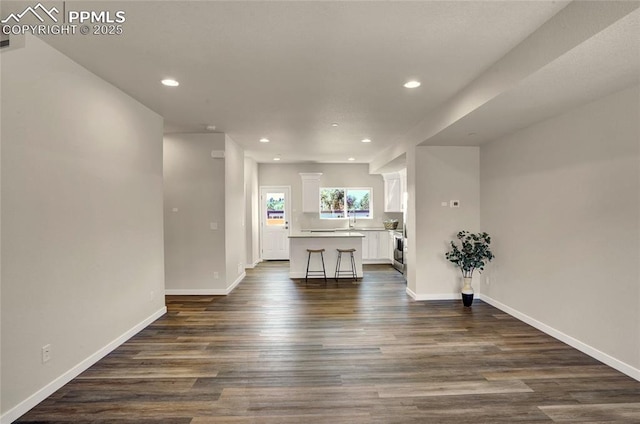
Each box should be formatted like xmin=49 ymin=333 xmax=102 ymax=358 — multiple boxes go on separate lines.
xmin=407 ymin=146 xmax=480 ymax=299
xmin=244 ymin=157 xmax=260 ymax=267
xmin=224 ymin=135 xmax=246 ymax=288
xmin=480 ymin=85 xmax=640 ymax=377
xmin=163 ymin=133 xmax=227 ymax=293
xmin=1 ymin=36 xmax=166 ymax=421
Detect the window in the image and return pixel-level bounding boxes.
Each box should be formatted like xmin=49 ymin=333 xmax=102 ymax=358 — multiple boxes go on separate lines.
xmin=320 ymin=187 xmax=372 ymax=219
xmin=265 ymin=192 xmax=285 ymax=226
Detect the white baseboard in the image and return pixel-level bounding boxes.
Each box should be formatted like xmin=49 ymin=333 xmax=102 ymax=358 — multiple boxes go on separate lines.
xmin=1 ymin=307 xmax=167 ymax=424
xmin=406 ymin=287 xmax=418 ymax=299
xmin=478 ymin=294 xmax=640 ymax=382
xmin=405 ymin=287 xmax=459 ymax=301
xmin=244 ymin=260 xmax=262 ymax=269
xmin=165 ymin=289 xmax=228 ymax=295
xmin=165 ymin=272 xmax=246 ymax=296
xmin=226 ymin=272 xmax=245 ymax=293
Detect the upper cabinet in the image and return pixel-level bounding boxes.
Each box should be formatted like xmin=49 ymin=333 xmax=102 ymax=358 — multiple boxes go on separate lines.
xmin=383 ymin=171 xmax=403 ymax=212
xmin=300 ymin=173 xmax=322 ymax=213
xmin=399 ymin=168 xmax=407 ymax=211
xmin=382 ymin=169 xmax=407 ymax=213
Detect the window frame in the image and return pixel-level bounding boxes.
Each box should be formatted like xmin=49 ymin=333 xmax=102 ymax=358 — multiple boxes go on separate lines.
xmin=319 ymin=186 xmax=373 ymax=220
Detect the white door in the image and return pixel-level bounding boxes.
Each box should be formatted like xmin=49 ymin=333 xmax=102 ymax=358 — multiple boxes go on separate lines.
xmin=260 ymin=187 xmax=291 ymax=260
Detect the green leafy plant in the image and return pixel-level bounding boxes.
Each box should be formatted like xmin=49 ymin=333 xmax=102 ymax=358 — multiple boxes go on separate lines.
xmin=445 ymin=231 xmax=495 ymax=278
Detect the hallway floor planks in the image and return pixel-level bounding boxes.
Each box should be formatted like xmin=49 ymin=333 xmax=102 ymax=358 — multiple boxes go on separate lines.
xmin=16 ymin=262 xmax=640 ymax=423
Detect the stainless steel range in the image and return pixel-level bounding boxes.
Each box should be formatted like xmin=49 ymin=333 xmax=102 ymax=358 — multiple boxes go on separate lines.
xmin=392 ymin=231 xmax=405 ymax=273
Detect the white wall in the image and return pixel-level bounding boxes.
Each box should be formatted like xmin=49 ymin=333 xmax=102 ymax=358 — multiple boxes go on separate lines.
xmin=163 ymin=133 xmax=227 ymax=292
xmin=259 ymin=163 xmax=402 ymax=232
xmin=480 ymin=85 xmax=640 ymax=376
xmin=406 ymin=146 xmax=480 ymax=299
xmin=1 ymin=36 xmax=165 ymax=420
xmin=224 ymin=135 xmax=246 ymax=286
xmin=163 ymin=133 xmax=246 ymax=293
xmin=244 ymin=157 xmax=260 ymax=267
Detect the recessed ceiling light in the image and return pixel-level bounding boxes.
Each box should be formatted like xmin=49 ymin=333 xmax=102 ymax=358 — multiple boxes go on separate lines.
xmin=403 ymin=80 xmax=421 ymax=88
xmin=161 ymin=79 xmax=179 ymax=87
xmin=331 ymin=123 xmax=339 ymax=127
xmin=348 ymin=157 xmax=355 ymax=161
xmin=260 ymin=138 xmax=270 ymax=143
xmin=273 ymin=157 xmax=281 ymax=161
xmin=361 ymin=138 xmax=371 ymax=143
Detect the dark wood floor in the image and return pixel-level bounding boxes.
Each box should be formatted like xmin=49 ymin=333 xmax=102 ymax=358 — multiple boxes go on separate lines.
xmin=17 ymin=262 xmax=640 ymax=423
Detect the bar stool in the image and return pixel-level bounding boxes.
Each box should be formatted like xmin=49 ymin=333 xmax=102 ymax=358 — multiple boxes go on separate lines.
xmin=305 ymin=248 xmax=327 ymax=284
xmin=335 ymin=248 xmax=357 ymax=282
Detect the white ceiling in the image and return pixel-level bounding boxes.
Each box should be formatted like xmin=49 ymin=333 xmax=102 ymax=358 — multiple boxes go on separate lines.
xmin=422 ymin=7 xmax=640 ymax=147
xmin=8 ymin=1 xmax=636 ymax=164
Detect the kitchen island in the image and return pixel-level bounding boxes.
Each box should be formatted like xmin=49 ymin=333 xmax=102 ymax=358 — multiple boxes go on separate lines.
xmin=288 ymin=232 xmax=365 ymax=279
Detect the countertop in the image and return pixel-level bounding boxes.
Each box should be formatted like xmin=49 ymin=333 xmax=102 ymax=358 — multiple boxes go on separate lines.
xmin=300 ymin=227 xmax=387 ymax=232
xmin=289 ymin=232 xmax=365 ymax=238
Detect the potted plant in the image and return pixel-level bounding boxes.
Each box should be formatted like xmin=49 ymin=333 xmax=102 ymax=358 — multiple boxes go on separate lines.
xmin=445 ymin=231 xmax=494 ymax=307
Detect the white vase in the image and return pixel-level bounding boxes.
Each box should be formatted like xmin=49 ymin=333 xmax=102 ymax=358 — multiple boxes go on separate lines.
xmin=461 ymin=277 xmax=474 ymax=307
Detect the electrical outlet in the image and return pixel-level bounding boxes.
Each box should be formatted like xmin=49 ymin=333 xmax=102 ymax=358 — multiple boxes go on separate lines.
xmin=214 ymin=272 xmax=219 ymax=279
xmin=42 ymin=344 xmax=51 ymax=363
xmin=450 ymin=200 xmax=460 ymax=208
xmin=485 ymin=277 xmax=490 ymax=285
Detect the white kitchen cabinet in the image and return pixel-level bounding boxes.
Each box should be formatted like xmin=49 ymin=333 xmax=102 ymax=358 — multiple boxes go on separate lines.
xmin=361 ymin=234 xmax=367 ymax=259
xmin=399 ymin=168 xmax=407 ymax=212
xmin=299 ymin=173 xmax=322 ymax=213
xmin=377 ymin=230 xmax=390 ymax=260
xmin=361 ymin=230 xmax=391 ymax=263
xmin=368 ymin=231 xmax=379 ymax=260
xmin=383 ymin=172 xmax=402 ymax=213
xmin=361 ymin=232 xmax=371 ymax=259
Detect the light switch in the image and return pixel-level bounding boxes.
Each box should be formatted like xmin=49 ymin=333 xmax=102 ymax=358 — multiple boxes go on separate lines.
xmin=172 ymin=208 xmax=178 ymax=212
xmin=210 ymin=222 xmax=218 ymax=230
xmin=441 ymin=202 xmax=448 ymax=207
